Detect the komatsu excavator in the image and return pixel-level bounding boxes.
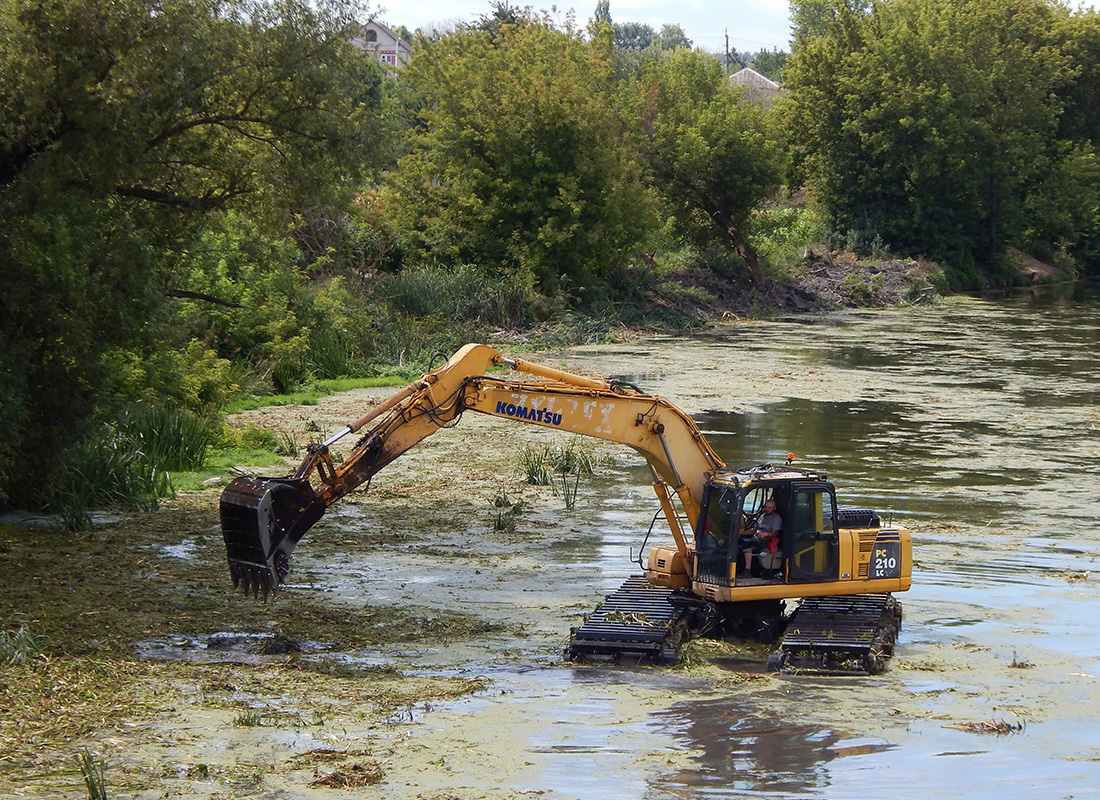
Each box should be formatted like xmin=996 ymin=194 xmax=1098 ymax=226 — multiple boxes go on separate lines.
xmin=220 ymin=344 xmax=911 ymax=674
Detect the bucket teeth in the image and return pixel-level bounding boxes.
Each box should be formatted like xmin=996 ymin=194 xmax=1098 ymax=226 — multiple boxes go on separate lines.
xmin=227 ymin=561 xmax=277 ymax=601
xmin=219 ymin=475 xmax=323 ymax=600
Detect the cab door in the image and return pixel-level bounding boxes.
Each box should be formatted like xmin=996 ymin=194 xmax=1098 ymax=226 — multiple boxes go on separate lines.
xmin=693 ymin=485 xmax=736 ymax=585
xmin=787 ymin=483 xmax=840 ymax=583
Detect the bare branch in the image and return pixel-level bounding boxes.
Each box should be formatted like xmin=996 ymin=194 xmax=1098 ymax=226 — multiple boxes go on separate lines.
xmin=113 ymin=184 xmax=241 ymax=209
xmin=165 ymin=289 xmax=243 ymax=308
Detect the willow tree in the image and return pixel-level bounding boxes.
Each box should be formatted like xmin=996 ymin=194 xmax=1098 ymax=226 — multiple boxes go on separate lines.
xmin=0 ymin=0 xmax=384 ymax=507
xmin=636 ymin=49 xmax=787 ymax=285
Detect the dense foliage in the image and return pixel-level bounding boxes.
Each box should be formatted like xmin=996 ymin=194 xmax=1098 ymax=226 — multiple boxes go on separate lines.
xmin=388 ymin=16 xmax=652 ymax=298
xmin=636 ymin=49 xmax=787 ymax=285
xmin=784 ymin=0 xmax=1100 ymax=282
xmin=3 ymin=0 xmax=1100 ymax=518
xmin=0 ymin=0 xmax=384 ymax=507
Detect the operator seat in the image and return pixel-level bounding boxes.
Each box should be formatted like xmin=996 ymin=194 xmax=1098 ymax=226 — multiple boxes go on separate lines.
xmin=757 ymin=547 xmax=783 ymax=577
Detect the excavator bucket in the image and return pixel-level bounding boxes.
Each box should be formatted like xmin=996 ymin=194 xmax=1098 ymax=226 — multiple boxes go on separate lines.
xmin=219 ymin=475 xmax=326 ymax=597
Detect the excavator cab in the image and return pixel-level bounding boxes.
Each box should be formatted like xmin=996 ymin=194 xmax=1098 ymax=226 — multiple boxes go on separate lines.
xmin=687 ymin=463 xmax=909 ymax=608
xmin=690 ymin=466 xmax=847 ymax=588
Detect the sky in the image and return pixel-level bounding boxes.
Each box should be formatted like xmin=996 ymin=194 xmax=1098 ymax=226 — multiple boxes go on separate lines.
xmin=373 ymin=0 xmax=794 ymax=53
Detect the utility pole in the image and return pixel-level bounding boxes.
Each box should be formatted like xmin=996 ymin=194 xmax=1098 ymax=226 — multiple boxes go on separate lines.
xmin=725 ymin=28 xmax=730 ymax=74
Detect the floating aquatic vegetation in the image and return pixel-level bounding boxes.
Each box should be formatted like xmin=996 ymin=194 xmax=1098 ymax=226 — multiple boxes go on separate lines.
xmin=943 ymin=719 xmax=1025 ymax=735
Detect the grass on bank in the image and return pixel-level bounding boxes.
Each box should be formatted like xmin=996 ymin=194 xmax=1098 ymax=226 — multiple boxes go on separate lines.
xmin=174 ymin=375 xmax=412 ymax=490
xmin=224 ymin=375 xmax=408 ymax=413
xmin=51 ymin=376 xmax=411 ymax=525
xmin=166 ymin=446 xmax=289 ymax=492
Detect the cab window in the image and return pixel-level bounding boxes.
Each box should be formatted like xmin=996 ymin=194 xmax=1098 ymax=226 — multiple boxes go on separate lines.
xmin=792 ymin=490 xmax=834 ymax=535
xmin=741 ymin=486 xmax=773 ymax=530
xmin=695 ymin=487 xmax=737 ymax=583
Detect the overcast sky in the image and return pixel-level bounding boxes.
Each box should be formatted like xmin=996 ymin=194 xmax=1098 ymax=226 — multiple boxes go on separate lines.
xmin=374 ymin=0 xmax=794 ymax=53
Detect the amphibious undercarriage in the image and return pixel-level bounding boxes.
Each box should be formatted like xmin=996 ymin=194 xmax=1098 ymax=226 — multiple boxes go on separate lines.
xmin=567 ymin=576 xmax=902 ymax=675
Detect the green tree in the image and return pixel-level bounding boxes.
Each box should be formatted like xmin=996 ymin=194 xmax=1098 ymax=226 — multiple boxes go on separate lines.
xmin=1057 ymin=11 xmax=1100 ymax=148
xmin=610 ymin=20 xmax=693 ymax=78
xmin=614 ymin=21 xmax=654 ymax=49
xmin=475 ymin=1 xmax=525 ymax=40
xmin=0 ymin=0 xmax=384 ymax=507
xmin=750 ymin=48 xmax=789 ymax=80
xmin=785 ymin=0 xmax=1100 ymax=280
xmin=1057 ymin=10 xmax=1100 ymax=269
xmin=592 ymin=0 xmax=611 ymax=26
xmin=389 ymin=14 xmax=652 ymax=296
xmin=636 ymin=49 xmax=787 ymax=284
xmin=790 ymin=0 xmax=870 ymax=43
xmin=654 ymin=24 xmax=692 ymax=50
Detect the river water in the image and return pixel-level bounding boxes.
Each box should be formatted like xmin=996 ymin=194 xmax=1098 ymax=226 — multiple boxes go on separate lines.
xmin=425 ymin=284 xmax=1099 ymax=800
xmin=570 ymin=284 xmax=1099 ymax=800
xmin=152 ymin=285 xmax=1099 ymax=800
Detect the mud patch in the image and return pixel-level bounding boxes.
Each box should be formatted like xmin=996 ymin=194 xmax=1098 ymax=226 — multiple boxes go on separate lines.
xmin=135 ymin=631 xmax=325 ymax=663
xmin=795 ymin=250 xmax=940 ymax=307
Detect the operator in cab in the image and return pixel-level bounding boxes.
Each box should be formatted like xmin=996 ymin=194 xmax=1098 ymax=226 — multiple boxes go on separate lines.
xmin=740 ymin=498 xmax=782 ymax=575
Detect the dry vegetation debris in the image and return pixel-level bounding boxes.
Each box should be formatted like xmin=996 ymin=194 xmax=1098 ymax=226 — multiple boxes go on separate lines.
xmin=943 ymin=719 xmax=1026 ymax=735
xmin=795 ymin=250 xmax=941 ymax=307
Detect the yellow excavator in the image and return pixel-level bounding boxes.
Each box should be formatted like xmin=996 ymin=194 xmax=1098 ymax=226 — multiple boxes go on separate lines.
xmin=220 ymin=344 xmax=911 ymax=673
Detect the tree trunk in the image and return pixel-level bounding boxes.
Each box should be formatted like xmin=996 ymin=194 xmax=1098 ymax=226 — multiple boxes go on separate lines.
xmin=985 ymin=173 xmax=1000 ymax=265
xmin=704 ymin=202 xmax=765 ymax=286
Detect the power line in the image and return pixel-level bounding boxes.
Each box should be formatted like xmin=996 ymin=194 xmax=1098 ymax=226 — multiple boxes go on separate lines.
xmin=688 ymin=32 xmax=790 ymax=49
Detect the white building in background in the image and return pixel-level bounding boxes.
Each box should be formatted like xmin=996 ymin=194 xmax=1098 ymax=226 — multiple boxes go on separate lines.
xmin=729 ymin=67 xmax=784 ymax=108
xmin=355 ymin=21 xmax=413 ymax=68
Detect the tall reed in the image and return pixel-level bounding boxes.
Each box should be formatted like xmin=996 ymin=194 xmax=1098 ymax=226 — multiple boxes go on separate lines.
xmin=119 ymin=405 xmax=214 ymax=472
xmin=76 ymin=749 xmax=108 ymax=800
xmin=52 ymin=405 xmax=214 ymax=529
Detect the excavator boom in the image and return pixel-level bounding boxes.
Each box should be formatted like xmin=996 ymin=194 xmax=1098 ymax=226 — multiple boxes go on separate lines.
xmin=219 ymin=344 xmax=723 ymax=595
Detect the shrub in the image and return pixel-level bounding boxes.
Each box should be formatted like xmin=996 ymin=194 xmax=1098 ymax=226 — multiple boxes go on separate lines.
xmin=837 ymin=272 xmax=885 ymax=305
xmin=0 ymin=615 xmax=46 ymax=666
xmin=752 ymin=204 xmax=827 ymax=275
xmin=49 ymin=404 xmax=213 ymax=529
xmin=306 ymin=328 xmax=367 ymax=380
xmin=382 ymin=265 xmax=530 ymax=329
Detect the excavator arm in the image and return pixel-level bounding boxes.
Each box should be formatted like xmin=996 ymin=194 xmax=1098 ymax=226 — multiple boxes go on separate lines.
xmin=219 ymin=343 xmax=724 ymax=596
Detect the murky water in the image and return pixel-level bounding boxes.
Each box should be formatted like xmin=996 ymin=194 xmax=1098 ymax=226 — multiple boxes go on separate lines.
xmin=139 ymin=284 xmax=1100 ymax=799
xmin=480 ymin=284 xmax=1100 ymax=800
xmin=573 ymin=284 xmax=1100 ymax=799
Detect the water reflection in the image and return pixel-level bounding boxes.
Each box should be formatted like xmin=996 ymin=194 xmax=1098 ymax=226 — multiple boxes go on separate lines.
xmin=649 ymin=696 xmax=895 ymax=798
xmin=597 ymin=284 xmax=1100 ymax=800
xmin=681 ymin=286 xmax=1100 ymax=533
xmin=692 ymin=401 xmax=1034 ymax=522
xmin=582 ymin=281 xmax=1099 ymax=561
